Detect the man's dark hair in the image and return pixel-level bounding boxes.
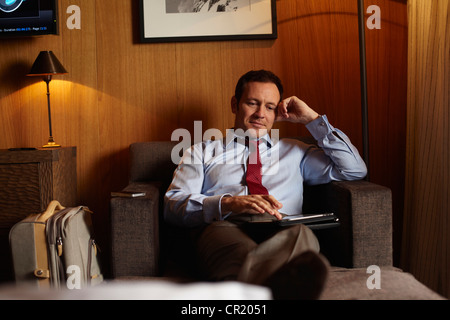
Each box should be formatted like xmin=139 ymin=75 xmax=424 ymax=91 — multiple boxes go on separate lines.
xmin=234 ymin=70 xmax=284 ymax=104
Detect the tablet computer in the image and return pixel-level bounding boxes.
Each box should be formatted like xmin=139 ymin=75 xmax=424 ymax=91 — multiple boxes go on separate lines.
xmin=279 ymin=213 xmax=340 ymax=229
xmin=247 ymin=213 xmax=340 ymax=230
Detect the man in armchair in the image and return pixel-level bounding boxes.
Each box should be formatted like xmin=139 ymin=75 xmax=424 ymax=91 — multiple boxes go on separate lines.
xmin=164 ymin=70 xmax=367 ymax=299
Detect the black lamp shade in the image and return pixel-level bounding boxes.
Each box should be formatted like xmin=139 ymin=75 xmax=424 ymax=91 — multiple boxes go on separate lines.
xmin=28 ymin=51 xmax=68 ymax=76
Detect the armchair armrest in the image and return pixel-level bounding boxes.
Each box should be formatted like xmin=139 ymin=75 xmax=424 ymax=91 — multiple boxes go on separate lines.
xmin=110 ymin=182 xmax=160 ymax=278
xmin=304 ymin=180 xmax=393 ymax=268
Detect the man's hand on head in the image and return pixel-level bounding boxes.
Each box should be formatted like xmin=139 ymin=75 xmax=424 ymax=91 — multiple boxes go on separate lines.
xmin=276 ymin=96 xmax=320 ymax=125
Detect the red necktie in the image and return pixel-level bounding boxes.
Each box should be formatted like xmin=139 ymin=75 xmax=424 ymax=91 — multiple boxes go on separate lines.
xmin=246 ymin=140 xmax=269 ymax=195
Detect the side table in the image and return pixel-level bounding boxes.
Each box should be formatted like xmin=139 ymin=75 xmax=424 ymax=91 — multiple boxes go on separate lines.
xmin=0 ymin=146 xmax=77 ymax=283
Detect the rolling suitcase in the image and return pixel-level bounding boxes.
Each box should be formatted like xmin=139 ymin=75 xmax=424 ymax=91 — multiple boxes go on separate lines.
xmin=9 ymin=200 xmax=103 ymax=289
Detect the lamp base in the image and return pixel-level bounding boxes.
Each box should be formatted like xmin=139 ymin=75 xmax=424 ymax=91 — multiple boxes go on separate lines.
xmin=43 ymin=137 xmax=61 ymax=148
xmin=43 ymin=142 xmax=61 ymax=148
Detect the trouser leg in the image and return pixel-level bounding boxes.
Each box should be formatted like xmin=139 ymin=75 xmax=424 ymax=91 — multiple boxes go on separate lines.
xmin=196 ymin=219 xmax=320 ymax=285
xmin=237 ymin=224 xmax=320 ymax=285
xmin=196 ymin=220 xmax=257 ymax=281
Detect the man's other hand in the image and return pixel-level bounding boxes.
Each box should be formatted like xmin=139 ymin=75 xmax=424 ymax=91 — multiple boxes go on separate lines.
xmin=221 ymin=195 xmax=283 ymax=220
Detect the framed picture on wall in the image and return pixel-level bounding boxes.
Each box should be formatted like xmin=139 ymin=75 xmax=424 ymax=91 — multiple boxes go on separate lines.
xmin=139 ymin=0 xmax=277 ymax=43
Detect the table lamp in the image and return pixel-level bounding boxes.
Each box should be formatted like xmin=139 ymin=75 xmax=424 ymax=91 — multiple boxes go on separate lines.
xmin=27 ymin=51 xmax=68 ymax=148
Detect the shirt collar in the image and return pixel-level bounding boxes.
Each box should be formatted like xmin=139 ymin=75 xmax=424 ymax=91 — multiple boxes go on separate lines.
xmin=223 ymin=129 xmax=275 ymax=149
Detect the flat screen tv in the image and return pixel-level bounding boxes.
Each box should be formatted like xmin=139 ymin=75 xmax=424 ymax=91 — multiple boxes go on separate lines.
xmin=0 ymin=0 xmax=58 ymax=38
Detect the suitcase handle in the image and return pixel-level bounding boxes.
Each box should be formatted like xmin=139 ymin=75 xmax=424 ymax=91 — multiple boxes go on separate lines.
xmin=37 ymin=200 xmax=65 ymax=222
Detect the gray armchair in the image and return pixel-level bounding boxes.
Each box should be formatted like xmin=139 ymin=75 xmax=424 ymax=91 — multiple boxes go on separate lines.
xmin=109 ymin=140 xmax=393 ymax=280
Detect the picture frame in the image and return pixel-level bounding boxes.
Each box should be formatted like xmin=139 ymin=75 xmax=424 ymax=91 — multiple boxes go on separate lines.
xmin=139 ymin=0 xmax=277 ymax=43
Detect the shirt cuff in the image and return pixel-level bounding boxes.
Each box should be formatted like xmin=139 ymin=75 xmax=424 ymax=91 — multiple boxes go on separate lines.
xmin=202 ymin=193 xmax=232 ymax=223
xmin=305 ymin=114 xmax=333 ymax=140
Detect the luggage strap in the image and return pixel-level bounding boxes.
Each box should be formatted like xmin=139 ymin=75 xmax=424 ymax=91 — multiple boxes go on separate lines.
xmin=33 ymin=222 xmax=50 ymax=288
xmin=32 ymin=200 xmax=65 ymax=288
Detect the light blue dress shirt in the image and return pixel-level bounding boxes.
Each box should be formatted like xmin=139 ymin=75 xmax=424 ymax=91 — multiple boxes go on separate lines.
xmin=164 ymin=115 xmax=367 ymax=227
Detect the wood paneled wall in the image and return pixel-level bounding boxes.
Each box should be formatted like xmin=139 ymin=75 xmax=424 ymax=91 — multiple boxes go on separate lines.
xmin=0 ymin=0 xmax=408 ymax=277
xmin=403 ymin=0 xmax=449 ymax=298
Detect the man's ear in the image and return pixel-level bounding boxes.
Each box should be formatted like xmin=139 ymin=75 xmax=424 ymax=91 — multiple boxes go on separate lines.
xmin=231 ymin=96 xmax=238 ymax=114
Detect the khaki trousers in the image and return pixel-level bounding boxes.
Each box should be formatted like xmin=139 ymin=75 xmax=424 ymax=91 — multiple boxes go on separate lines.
xmin=195 ymin=214 xmax=320 ymax=285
